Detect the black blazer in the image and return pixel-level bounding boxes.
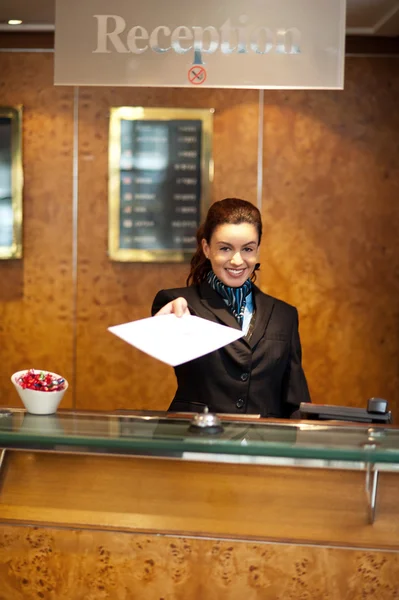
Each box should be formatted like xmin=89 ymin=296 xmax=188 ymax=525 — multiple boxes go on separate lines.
xmin=152 ymin=282 xmax=311 ymax=418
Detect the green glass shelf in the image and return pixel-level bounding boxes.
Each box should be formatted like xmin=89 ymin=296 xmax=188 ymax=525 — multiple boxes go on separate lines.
xmin=1 ymin=409 xmax=399 ymax=464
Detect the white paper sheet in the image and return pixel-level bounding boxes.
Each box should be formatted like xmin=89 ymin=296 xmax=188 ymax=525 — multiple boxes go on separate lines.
xmin=108 ymin=314 xmax=244 ymax=366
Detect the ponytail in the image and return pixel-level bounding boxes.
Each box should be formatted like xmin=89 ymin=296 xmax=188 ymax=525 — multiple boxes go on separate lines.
xmin=186 ymin=224 xmax=212 ymax=286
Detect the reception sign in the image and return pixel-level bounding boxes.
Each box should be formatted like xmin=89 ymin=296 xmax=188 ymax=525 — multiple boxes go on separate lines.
xmin=55 ymin=0 xmax=346 ymax=89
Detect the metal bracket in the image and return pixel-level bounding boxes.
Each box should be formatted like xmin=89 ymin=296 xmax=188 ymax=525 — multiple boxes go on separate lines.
xmin=365 ymin=462 xmax=379 ymax=524
xmin=0 ymin=448 xmax=6 ymax=471
xmin=0 ymin=448 xmax=7 ymax=495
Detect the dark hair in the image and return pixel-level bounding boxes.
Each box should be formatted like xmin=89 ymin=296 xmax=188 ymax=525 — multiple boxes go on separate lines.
xmin=186 ymin=198 xmax=262 ymax=286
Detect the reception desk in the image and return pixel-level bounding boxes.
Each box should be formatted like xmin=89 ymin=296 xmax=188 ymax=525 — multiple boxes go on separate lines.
xmin=0 ymin=409 xmax=399 ymax=599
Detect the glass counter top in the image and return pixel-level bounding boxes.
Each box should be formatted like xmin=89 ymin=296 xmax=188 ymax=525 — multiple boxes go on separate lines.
xmin=1 ymin=408 xmax=399 ymax=464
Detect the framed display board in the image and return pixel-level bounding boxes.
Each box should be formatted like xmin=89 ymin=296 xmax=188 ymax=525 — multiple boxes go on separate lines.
xmin=108 ymin=107 xmax=213 ymax=262
xmin=0 ymin=106 xmax=23 ymax=259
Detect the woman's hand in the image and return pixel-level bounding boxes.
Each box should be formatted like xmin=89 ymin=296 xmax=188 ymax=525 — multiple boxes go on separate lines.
xmin=155 ymin=297 xmax=190 ymax=318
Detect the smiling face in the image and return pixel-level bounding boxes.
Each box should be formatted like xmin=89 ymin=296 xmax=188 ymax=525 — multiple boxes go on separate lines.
xmin=202 ymin=223 xmax=260 ymax=287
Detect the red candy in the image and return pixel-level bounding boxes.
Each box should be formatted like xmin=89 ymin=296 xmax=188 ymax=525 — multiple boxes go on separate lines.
xmin=17 ymin=369 xmax=66 ymax=392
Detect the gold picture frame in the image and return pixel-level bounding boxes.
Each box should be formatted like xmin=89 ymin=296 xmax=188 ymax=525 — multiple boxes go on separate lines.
xmin=0 ymin=106 xmax=23 ymax=259
xmin=108 ymin=107 xmax=213 ymax=262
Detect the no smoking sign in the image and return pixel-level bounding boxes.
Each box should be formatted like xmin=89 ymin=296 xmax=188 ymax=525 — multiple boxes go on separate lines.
xmin=188 ymin=65 xmax=207 ymax=85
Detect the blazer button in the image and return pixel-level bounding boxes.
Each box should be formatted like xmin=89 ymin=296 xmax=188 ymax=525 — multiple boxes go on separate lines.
xmin=240 ymin=372 xmax=249 ymax=382
xmin=236 ymin=398 xmax=245 ymax=409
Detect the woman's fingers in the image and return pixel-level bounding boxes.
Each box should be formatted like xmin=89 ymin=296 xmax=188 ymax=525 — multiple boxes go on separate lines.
xmin=155 ymin=297 xmax=189 ymax=317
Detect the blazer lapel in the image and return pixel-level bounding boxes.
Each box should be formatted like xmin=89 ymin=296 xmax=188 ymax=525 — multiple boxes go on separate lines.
xmin=198 ymin=281 xmax=242 ymax=331
xmin=249 ymin=285 xmax=275 ymax=349
xmin=197 ymin=282 xmax=275 ymax=350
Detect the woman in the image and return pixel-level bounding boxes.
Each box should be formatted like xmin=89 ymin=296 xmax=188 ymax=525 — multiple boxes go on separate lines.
xmin=152 ymin=198 xmax=310 ymax=417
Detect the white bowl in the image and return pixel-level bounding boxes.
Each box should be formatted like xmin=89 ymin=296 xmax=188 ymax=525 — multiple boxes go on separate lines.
xmin=11 ymin=369 xmax=68 ymax=415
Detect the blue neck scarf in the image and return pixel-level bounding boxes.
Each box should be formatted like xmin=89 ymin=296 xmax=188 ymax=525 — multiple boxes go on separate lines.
xmin=207 ymin=270 xmax=252 ymax=326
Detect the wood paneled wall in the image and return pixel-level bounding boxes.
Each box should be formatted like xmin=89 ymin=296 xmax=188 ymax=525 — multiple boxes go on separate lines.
xmin=76 ymin=87 xmax=259 ymax=410
xmin=0 ymin=52 xmax=398 ymax=415
xmin=0 ymin=53 xmax=74 ymax=409
xmin=260 ymin=58 xmax=399 ymax=410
